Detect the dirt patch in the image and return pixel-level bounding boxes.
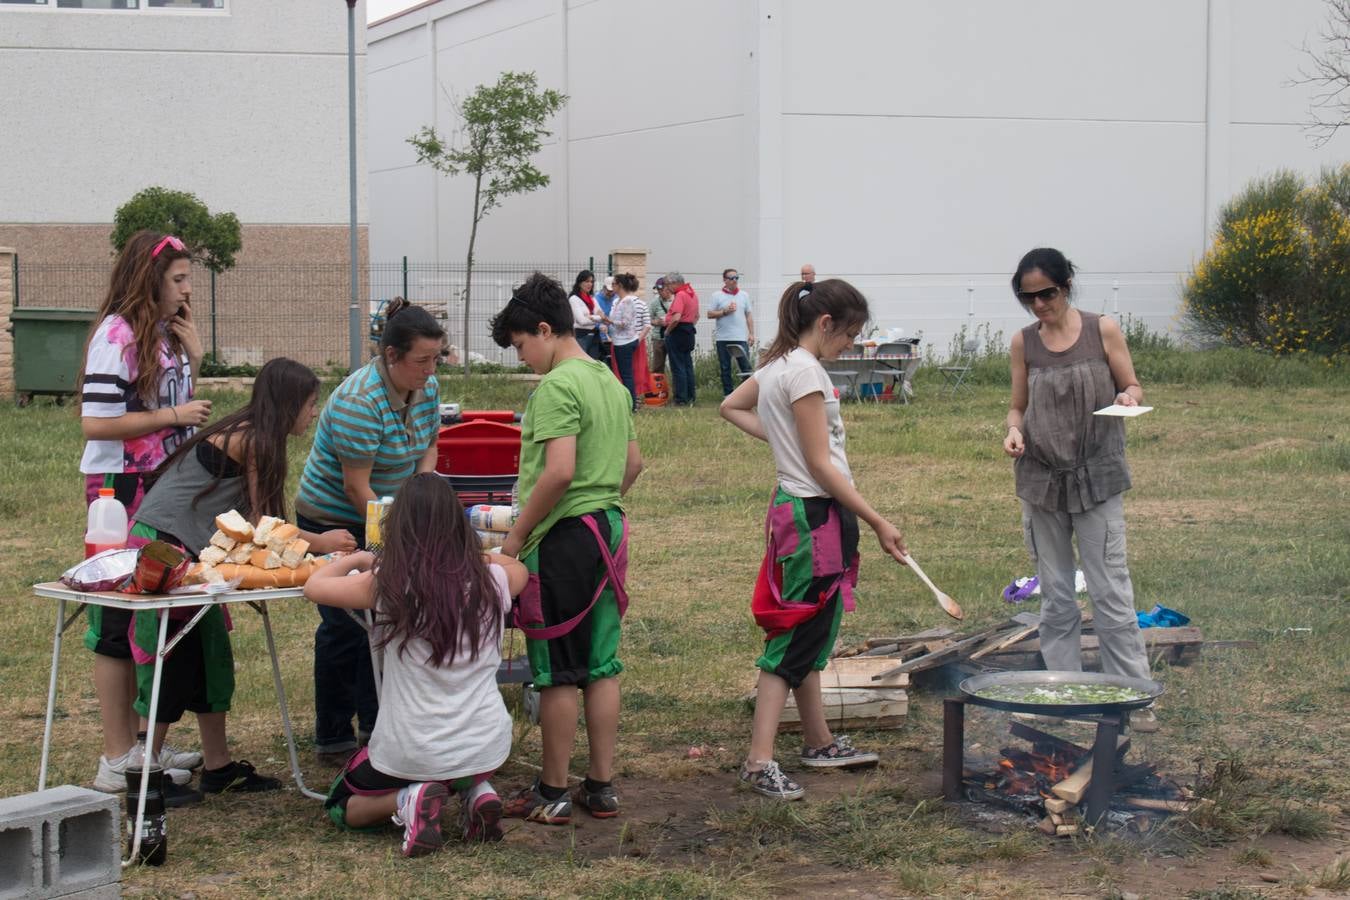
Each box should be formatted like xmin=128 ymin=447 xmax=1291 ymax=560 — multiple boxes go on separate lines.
xmin=1223 ymin=437 xmax=1316 ymax=461
xmin=1128 ymin=498 xmax=1257 ymax=528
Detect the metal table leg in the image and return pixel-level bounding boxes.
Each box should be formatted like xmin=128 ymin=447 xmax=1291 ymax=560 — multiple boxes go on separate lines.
xmin=254 ymin=600 xmax=325 ymax=800
xmin=38 ymin=597 xmax=72 ymax=791
xmin=125 ymin=608 xmax=170 ymax=867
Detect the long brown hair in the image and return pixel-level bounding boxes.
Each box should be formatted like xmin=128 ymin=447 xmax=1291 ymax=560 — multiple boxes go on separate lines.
xmin=374 ymin=473 xmax=503 ymax=668
xmin=81 ymin=230 xmax=193 ymax=405
xmin=760 ymin=278 xmax=871 ymax=366
xmin=149 ymin=358 xmax=319 ymax=520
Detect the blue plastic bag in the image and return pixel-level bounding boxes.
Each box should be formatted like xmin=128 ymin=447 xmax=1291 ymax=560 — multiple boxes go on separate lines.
xmin=1137 ymin=604 xmax=1190 ymax=629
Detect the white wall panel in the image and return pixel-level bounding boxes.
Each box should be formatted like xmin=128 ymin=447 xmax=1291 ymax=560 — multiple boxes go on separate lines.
xmin=566 ymin=0 xmax=744 ymax=138
xmin=432 ymin=10 xmax=564 ymax=118
xmin=569 ymin=120 xmax=748 ymax=278
xmin=1229 ymin=124 xmax=1350 ymax=184
xmin=782 ymin=0 xmax=1207 ymax=122
xmin=434 ymin=143 xmax=568 ymax=261
xmin=782 ymin=116 xmax=1207 ymax=277
xmin=1230 ymin=0 xmax=1335 ymax=124
xmin=369 ymin=54 xmax=435 ymax=172
xmin=370 ymin=166 xmax=439 ymax=260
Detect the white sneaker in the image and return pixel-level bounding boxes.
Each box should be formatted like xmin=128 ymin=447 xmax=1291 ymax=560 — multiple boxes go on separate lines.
xmin=93 ymin=751 xmax=190 ymax=792
xmin=158 ymin=743 xmax=203 ymax=771
xmin=121 ymin=745 xmax=192 ymax=785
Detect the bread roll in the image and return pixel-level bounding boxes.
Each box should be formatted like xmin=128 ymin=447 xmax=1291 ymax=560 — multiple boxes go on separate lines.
xmin=215 ymin=510 xmax=253 ymax=543
xmin=249 ymin=549 xmax=282 ymax=570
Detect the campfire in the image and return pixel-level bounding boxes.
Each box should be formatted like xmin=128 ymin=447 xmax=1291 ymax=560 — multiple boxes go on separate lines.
xmin=944 ymin=701 xmax=1205 ymax=837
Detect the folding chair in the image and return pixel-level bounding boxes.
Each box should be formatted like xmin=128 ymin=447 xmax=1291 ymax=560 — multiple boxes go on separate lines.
xmin=821 ymin=359 xmax=861 ymax=401
xmin=725 ymin=342 xmax=755 ymax=384
xmin=939 ymin=338 xmax=978 ymax=395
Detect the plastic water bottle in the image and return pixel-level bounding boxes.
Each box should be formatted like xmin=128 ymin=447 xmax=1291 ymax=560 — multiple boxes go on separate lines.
xmin=124 ymin=766 xmax=168 ymax=866
xmin=85 ymin=487 xmax=128 ymax=558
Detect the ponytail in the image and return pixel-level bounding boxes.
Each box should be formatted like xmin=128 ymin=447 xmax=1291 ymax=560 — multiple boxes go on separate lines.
xmin=760 ymin=278 xmax=870 ymax=366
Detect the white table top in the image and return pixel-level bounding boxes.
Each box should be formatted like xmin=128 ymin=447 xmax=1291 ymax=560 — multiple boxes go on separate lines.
xmin=33 ymin=581 xmax=305 ymax=611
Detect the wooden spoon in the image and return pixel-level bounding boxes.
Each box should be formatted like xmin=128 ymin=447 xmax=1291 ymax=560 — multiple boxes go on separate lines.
xmin=901 ymin=553 xmax=965 ymax=620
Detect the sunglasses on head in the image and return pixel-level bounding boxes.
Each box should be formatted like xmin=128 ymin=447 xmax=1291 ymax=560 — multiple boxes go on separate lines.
xmin=1016 ymin=285 xmax=1061 ymax=304
xmin=151 ymin=235 xmax=186 ymax=258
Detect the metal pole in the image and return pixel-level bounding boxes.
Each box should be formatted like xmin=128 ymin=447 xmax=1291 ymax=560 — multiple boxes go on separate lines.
xmin=346 ymin=0 xmax=361 ymax=371
xmin=209 ymin=269 xmax=218 ymax=361
xmin=402 ymin=255 xmax=409 ymax=299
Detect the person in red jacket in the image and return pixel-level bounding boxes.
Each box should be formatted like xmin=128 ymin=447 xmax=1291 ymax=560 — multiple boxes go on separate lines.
xmin=662 ymin=272 xmax=700 ymax=406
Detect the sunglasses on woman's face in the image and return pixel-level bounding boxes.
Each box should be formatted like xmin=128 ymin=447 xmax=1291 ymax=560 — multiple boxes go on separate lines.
xmin=1016 ymin=286 xmax=1061 ymax=304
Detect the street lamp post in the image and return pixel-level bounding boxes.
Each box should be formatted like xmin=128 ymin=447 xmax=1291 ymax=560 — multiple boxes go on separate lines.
xmin=345 ymin=0 xmax=361 ymax=371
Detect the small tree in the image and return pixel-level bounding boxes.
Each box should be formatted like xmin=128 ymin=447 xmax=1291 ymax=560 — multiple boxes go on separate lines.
xmin=408 ymin=71 xmax=566 ymax=373
xmin=111 ymin=186 xmax=243 ymax=274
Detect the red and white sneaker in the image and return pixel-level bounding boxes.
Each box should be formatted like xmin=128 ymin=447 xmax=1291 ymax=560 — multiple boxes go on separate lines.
xmin=461 ymin=790 xmax=503 ymax=843
xmin=393 ymin=782 xmax=448 ymax=857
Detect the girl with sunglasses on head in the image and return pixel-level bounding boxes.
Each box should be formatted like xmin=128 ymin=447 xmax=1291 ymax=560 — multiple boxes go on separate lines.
xmin=78 ymin=230 xmax=213 ymax=793
xmin=1003 ymin=248 xmax=1158 ymax=732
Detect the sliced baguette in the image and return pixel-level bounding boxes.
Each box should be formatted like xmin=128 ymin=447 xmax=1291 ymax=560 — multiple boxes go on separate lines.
xmin=225 ymin=543 xmax=255 ymax=565
xmin=215 ymin=510 xmax=254 ymax=543
xmin=249 ymin=549 xmax=283 ymax=570
xmin=193 ymin=558 xmax=323 ymax=589
xmin=265 ymin=523 xmax=301 ymax=555
xmin=254 ymin=515 xmax=285 ymax=544
xmin=208 ymin=529 xmax=237 ymax=551
xmin=280 ymin=539 xmax=310 ymax=568
xmin=199 ymin=545 xmax=228 ymax=567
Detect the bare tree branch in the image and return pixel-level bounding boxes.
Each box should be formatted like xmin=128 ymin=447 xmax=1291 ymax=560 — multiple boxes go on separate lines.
xmin=1295 ymin=0 xmax=1350 ymax=146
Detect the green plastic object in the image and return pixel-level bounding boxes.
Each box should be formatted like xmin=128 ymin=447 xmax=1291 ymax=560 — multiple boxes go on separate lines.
xmin=9 ymin=307 xmax=97 ymax=399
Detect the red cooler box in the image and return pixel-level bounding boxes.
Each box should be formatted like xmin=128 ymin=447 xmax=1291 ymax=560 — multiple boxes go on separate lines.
xmin=435 ymin=418 xmax=522 ymax=506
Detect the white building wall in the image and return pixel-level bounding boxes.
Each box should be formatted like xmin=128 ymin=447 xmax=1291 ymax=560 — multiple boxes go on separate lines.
xmin=370 ymin=0 xmax=1350 ymax=355
xmin=0 ymin=1 xmax=367 ymax=226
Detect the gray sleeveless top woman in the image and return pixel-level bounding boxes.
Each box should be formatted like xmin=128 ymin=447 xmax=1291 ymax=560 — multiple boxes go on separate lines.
xmin=1015 ymin=312 xmax=1131 ymax=514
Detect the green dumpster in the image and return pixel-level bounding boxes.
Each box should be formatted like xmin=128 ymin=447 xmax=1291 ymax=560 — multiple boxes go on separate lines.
xmin=8 ymin=307 xmax=98 ymax=403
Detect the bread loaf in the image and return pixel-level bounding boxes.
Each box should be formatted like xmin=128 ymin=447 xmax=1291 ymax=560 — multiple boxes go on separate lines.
xmin=215 ymin=510 xmax=254 ymax=543
xmin=193 ymin=558 xmax=323 ymax=589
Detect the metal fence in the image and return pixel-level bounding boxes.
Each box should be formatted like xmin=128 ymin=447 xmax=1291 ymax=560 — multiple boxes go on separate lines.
xmin=14 ymin=259 xmax=590 ymax=369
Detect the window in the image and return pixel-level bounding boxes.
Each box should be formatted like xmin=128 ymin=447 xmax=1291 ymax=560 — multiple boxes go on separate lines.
xmin=1 ymin=0 xmax=225 ymax=9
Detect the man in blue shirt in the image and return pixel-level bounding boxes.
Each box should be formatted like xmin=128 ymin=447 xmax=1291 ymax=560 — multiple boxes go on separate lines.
xmin=707 ymin=268 xmax=755 ymax=396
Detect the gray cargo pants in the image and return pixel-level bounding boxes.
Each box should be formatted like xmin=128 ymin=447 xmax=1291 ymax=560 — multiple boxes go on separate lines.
xmin=1020 ymin=493 xmax=1151 ymax=681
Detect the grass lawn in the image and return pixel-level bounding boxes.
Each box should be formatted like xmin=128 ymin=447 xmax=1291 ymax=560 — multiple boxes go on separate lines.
xmin=1 ymin=351 xmax=1347 ymax=898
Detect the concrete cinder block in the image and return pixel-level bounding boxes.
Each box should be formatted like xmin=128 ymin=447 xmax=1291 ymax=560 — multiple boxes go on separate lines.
xmin=0 ymin=786 xmax=120 ymax=900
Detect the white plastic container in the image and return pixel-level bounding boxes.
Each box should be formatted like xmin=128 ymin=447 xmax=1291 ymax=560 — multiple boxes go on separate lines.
xmin=85 ymin=487 xmax=128 ymax=558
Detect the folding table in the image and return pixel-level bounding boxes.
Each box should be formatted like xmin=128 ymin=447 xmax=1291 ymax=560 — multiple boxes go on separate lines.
xmin=32 ymin=582 xmax=325 ymax=867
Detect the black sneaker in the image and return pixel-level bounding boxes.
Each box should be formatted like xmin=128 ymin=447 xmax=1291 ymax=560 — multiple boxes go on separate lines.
xmin=572 ymin=781 xmax=619 ymax=819
xmin=162 ymin=779 xmax=204 ymax=808
xmin=200 ymin=760 xmax=282 ymax=794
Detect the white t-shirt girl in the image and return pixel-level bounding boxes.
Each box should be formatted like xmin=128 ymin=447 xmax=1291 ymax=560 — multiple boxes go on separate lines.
xmin=753 ymin=347 xmax=853 ymax=497
xmin=367 ymin=563 xmax=514 ymax=781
